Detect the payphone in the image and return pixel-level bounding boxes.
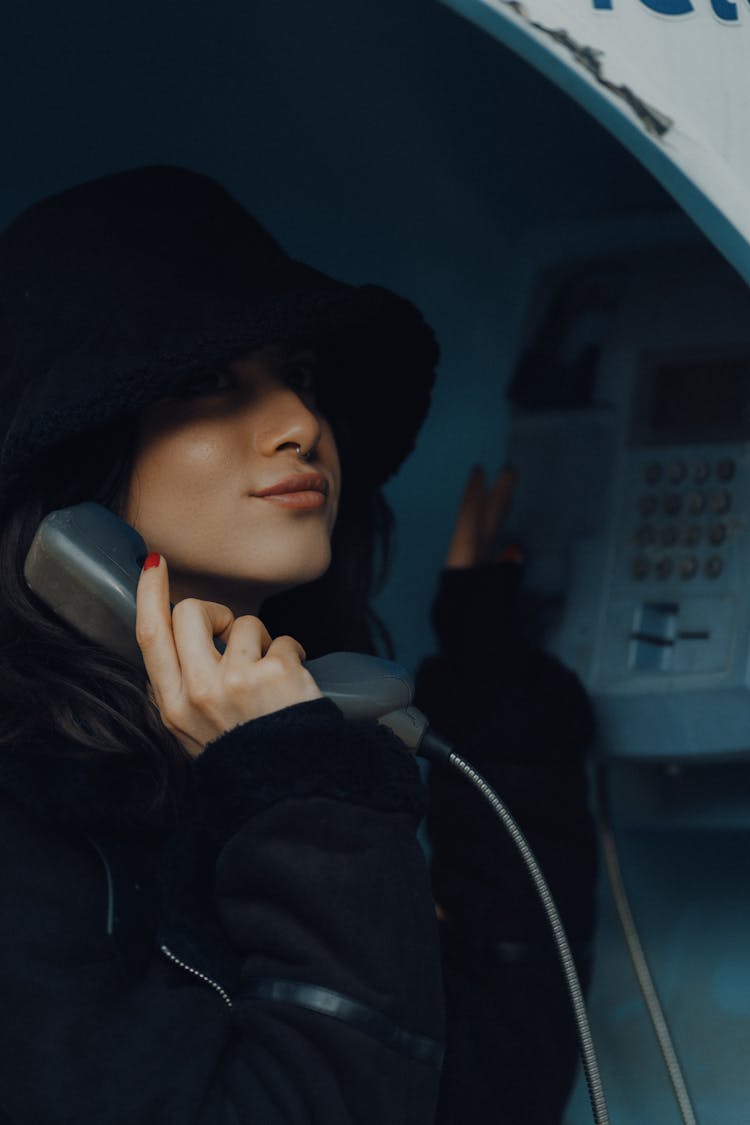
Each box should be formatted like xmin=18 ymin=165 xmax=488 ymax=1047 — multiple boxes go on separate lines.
xmin=506 ymin=239 xmax=750 ymax=759
xmin=504 ymin=236 xmax=750 ymax=1124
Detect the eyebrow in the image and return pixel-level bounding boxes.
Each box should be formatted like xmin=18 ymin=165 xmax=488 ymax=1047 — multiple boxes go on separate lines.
xmin=279 ymin=346 xmax=317 ymax=362
xmin=229 ymin=345 xmax=318 ymax=367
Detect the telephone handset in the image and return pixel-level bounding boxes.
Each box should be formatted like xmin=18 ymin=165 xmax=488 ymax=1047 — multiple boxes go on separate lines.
xmin=23 ymin=502 xmax=432 ymax=754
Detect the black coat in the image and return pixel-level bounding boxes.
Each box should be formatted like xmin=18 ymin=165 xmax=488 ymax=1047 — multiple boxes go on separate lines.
xmin=0 ymin=566 xmax=596 ymax=1124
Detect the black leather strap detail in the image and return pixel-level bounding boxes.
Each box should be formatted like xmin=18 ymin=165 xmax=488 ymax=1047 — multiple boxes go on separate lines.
xmin=243 ymin=978 xmax=444 ymax=1069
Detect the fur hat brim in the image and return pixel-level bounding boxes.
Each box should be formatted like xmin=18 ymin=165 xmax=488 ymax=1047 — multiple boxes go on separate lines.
xmin=0 ymin=166 xmax=439 ymax=496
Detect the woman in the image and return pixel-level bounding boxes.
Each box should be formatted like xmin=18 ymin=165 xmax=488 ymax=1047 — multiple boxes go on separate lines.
xmin=0 ymin=166 xmax=596 ymax=1124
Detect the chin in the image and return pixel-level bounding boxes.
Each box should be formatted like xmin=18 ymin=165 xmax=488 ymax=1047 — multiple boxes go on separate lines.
xmin=256 ymin=549 xmax=333 ymax=594
xmin=274 ymin=561 xmax=332 ymax=593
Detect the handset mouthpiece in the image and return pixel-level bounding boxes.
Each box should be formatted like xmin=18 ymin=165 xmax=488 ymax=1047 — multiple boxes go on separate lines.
xmin=301 ymin=652 xmax=453 ymax=760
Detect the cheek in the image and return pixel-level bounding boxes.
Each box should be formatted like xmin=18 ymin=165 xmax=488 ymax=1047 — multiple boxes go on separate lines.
xmin=327 ymin=463 xmax=343 ymax=533
xmin=124 ymin=429 xmax=231 ymax=522
xmin=323 ymin=424 xmax=342 ymax=495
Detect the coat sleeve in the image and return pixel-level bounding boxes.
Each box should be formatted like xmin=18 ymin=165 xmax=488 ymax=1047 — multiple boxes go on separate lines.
xmin=0 ymin=699 xmax=445 ymax=1125
xmin=415 ymin=563 xmax=598 ymax=1125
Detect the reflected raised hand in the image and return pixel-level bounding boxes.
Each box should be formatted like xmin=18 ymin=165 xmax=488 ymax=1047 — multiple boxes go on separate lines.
xmin=444 ymin=465 xmax=520 ymax=569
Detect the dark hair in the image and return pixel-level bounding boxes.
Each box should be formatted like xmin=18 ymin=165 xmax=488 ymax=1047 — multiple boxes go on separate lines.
xmin=0 ymin=402 xmax=394 ymax=796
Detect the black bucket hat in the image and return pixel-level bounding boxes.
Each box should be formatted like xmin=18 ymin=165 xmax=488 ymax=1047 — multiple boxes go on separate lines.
xmin=0 ymin=165 xmax=439 ymax=502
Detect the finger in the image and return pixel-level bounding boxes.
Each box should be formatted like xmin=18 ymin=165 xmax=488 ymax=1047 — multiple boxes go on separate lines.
xmin=135 ymin=554 xmax=183 ymax=703
xmin=264 ymin=635 xmax=321 ymax=701
xmin=171 ymin=597 xmax=236 ymax=697
xmin=481 ymin=466 xmax=517 ymax=556
xmin=445 ymin=465 xmax=486 ymax=569
xmin=264 ymin=633 xmax=307 ymax=665
xmin=219 ymin=614 xmax=273 ymax=671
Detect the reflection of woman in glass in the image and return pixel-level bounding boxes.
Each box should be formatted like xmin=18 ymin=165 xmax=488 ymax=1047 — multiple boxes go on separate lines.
xmin=0 ymin=167 xmax=596 ymax=1123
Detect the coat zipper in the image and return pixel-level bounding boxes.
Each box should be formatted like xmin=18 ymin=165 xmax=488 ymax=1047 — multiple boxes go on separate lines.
xmin=85 ymin=836 xmax=233 ymax=1011
xmin=160 ymin=944 xmax=233 ymax=1009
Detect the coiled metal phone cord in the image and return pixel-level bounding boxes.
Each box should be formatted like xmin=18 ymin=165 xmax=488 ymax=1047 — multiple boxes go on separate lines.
xmin=428 ymin=736 xmax=610 ymax=1125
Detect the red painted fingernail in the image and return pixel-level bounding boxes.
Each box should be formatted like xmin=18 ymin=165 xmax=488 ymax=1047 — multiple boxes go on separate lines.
xmin=142 ymin=553 xmax=161 ymax=571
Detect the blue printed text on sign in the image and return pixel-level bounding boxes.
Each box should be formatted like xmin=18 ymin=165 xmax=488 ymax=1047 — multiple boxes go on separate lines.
xmin=593 ymin=0 xmax=745 ymax=21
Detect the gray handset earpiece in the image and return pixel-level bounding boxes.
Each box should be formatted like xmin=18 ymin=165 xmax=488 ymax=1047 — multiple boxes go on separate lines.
xmin=23 ymin=502 xmax=435 ymax=755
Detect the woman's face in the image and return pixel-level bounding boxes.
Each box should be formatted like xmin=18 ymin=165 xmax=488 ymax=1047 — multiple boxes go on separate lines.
xmin=123 ymin=343 xmax=341 ymax=616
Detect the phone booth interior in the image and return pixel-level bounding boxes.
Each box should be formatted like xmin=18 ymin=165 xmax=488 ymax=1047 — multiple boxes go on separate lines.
xmin=434 ymin=3 xmax=750 ymax=1122
xmin=504 ymin=221 xmax=750 ymax=1125
xmin=4 ymin=2 xmax=750 ymax=1121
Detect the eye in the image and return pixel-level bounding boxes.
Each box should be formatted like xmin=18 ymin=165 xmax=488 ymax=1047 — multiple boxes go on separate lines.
xmin=176 ymin=368 xmax=234 ymax=398
xmin=283 ymin=359 xmax=318 ymax=399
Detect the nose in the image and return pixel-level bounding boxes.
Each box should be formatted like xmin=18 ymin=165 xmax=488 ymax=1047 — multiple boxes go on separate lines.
xmin=252 ymin=379 xmax=322 ymax=460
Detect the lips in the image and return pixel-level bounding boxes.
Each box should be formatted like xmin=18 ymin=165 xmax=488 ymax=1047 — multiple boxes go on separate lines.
xmin=253 ymin=473 xmax=328 ymax=498
xmin=252 ymin=473 xmax=329 ymax=509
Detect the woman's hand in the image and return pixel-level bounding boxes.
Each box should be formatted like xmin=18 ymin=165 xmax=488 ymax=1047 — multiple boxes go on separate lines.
xmin=445 ymin=465 xmax=519 ymax=569
xmin=135 ymin=553 xmax=322 ymax=758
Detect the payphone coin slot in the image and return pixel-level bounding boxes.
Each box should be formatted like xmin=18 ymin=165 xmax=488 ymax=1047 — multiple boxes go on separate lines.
xmin=630 ymin=602 xmax=678 ymax=671
xmin=610 ymin=594 xmax=730 ymax=683
xmin=629 ymin=602 xmax=717 ymax=673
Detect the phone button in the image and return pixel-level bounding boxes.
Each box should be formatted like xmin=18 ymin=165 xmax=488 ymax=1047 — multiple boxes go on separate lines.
xmin=655 ymin=556 xmax=674 ymax=580
xmin=679 ymin=556 xmax=698 ymax=580
xmin=705 ymin=556 xmax=723 ymax=579
xmin=709 ymin=490 xmax=731 ymax=514
xmin=686 ymin=492 xmax=705 ymax=515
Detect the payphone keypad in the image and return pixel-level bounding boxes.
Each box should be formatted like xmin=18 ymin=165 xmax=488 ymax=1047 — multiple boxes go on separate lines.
xmin=596 ymin=448 xmax=750 ymax=685
xmin=631 ymin=457 xmax=737 ymax=583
